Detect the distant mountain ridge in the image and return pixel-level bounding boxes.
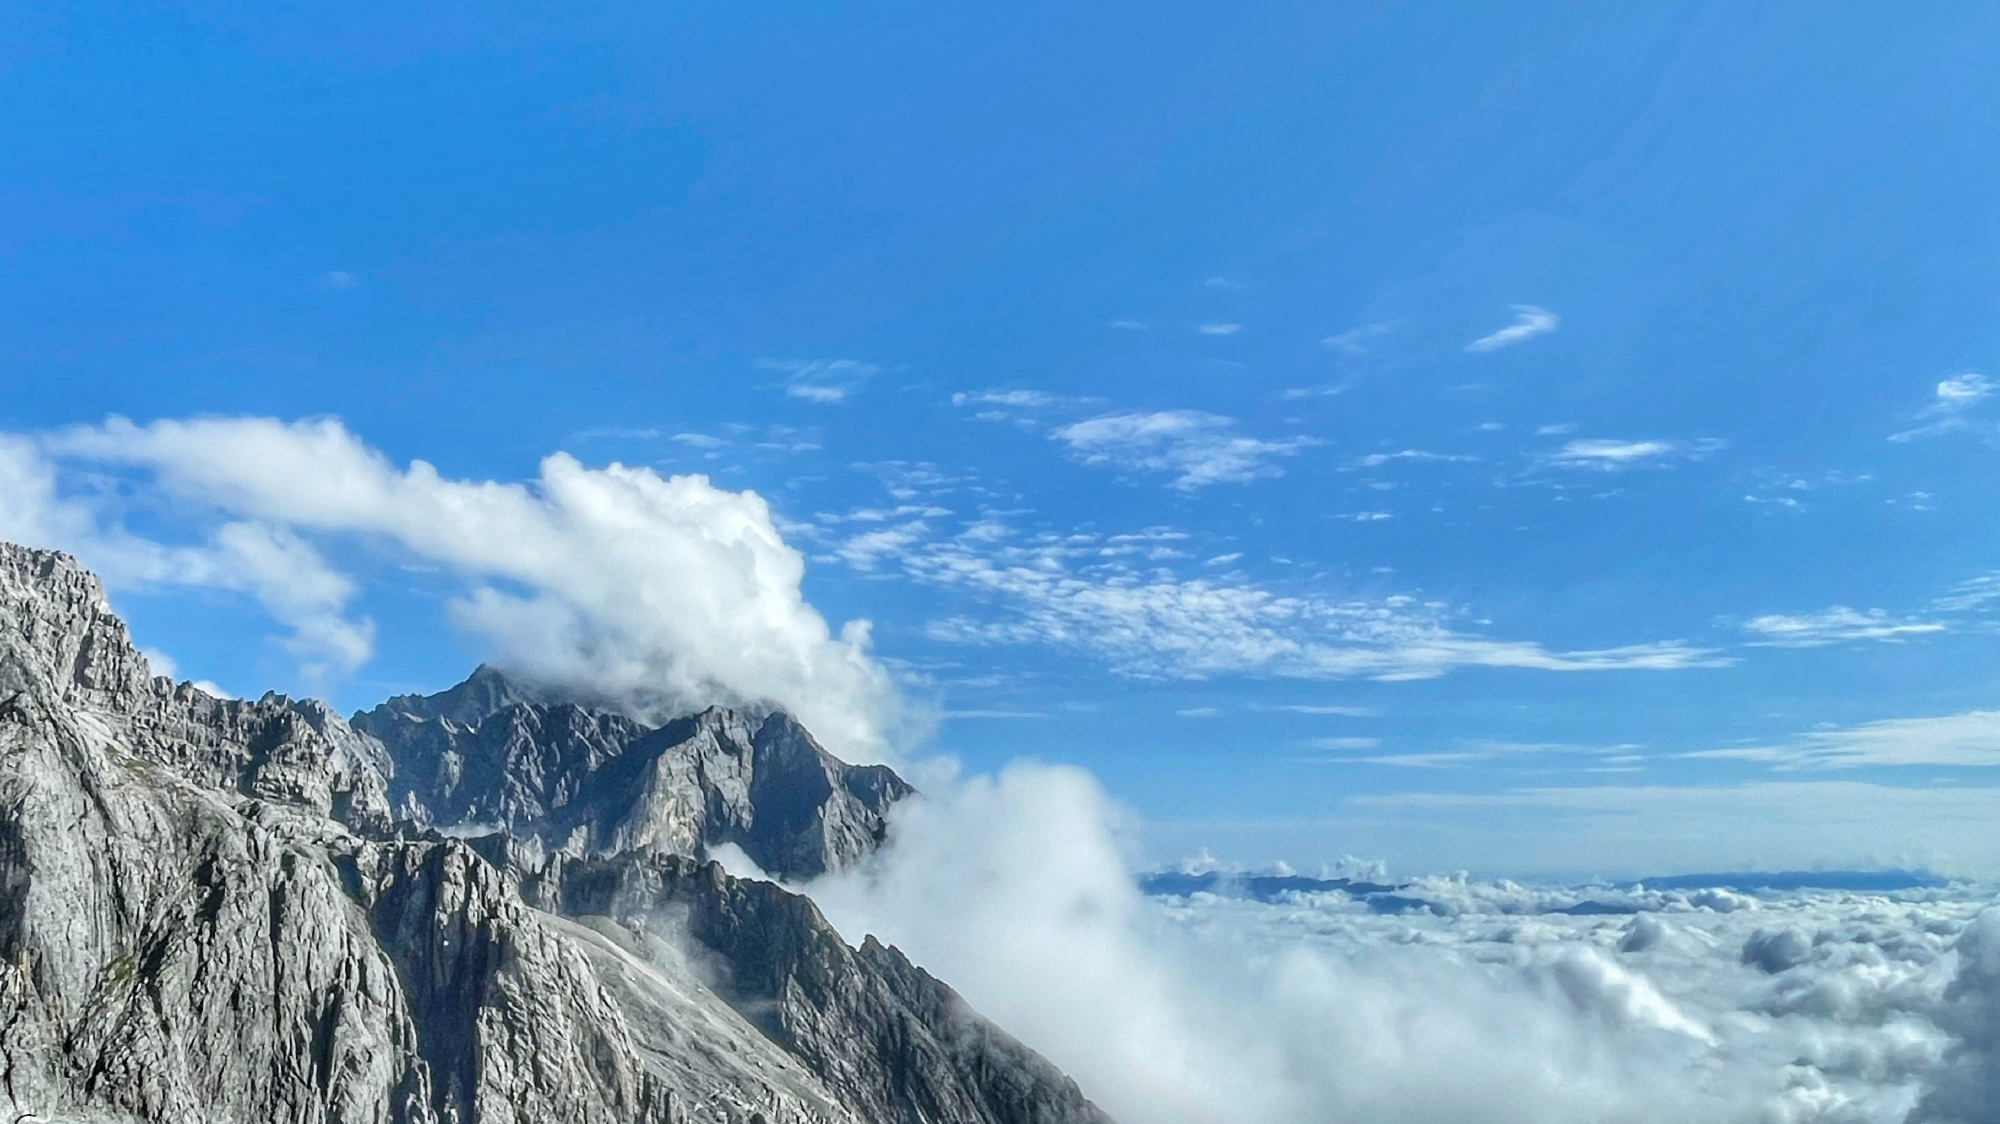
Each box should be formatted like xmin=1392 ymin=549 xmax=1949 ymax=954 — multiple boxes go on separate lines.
xmin=0 ymin=541 xmax=1111 ymax=1124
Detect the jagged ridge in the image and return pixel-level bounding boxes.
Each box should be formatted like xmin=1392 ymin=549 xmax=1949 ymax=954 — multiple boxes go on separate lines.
xmin=0 ymin=542 xmax=1112 ymax=1124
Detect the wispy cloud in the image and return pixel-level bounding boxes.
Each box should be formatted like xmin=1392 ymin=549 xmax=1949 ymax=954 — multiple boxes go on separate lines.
xmin=1351 ymin=449 xmax=1478 ymax=468
xmin=1540 ymin=437 xmax=1725 ymax=471
xmin=1277 ymin=383 xmax=1349 ymax=401
xmin=1741 ymin=606 xmax=1945 ymax=648
xmin=1687 ymin=710 xmax=2000 ymax=769
xmin=1321 ymin=323 xmax=1393 ymax=355
xmin=1890 ymin=373 xmax=1995 ymax=442
xmin=758 ymin=358 xmax=882 ymax=403
xmin=1052 ymin=410 xmax=1313 ymax=490
xmin=1935 ymin=572 xmax=2000 ymax=613
xmin=1465 ymin=305 xmax=1559 ymax=353
xmin=1107 ymin=318 xmax=1149 ymax=330
xmin=952 ymin=389 xmax=1059 ymax=409
xmin=1198 ymin=323 xmax=1242 ymax=336
xmin=830 ymin=511 xmax=1728 ymax=684
xmin=1271 ymin=704 xmax=1379 ymax=716
xmin=1306 ymin=736 xmax=1382 ymax=750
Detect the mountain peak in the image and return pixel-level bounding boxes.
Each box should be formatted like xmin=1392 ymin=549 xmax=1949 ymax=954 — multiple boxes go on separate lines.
xmin=355 ymin=662 xmax=550 ymax=728
xmin=0 ymin=540 xmax=156 ymax=711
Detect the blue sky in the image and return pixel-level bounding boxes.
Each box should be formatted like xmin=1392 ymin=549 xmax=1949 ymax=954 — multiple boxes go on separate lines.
xmin=8 ymin=2 xmax=2000 ymax=876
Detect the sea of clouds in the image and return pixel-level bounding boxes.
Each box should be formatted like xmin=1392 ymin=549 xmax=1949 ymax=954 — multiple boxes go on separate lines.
xmin=808 ymin=762 xmax=2000 ymax=1124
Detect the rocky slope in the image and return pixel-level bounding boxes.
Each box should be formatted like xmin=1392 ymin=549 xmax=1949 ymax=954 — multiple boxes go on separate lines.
xmin=0 ymin=542 xmax=1111 ymax=1124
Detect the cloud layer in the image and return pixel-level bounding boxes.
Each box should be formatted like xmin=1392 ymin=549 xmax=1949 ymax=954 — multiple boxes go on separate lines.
xmin=810 ymin=762 xmax=1992 ymax=1124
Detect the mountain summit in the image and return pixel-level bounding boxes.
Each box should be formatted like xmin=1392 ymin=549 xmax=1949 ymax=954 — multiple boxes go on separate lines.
xmin=0 ymin=541 xmax=1110 ymax=1124
xmin=352 ymin=669 xmax=911 ymax=881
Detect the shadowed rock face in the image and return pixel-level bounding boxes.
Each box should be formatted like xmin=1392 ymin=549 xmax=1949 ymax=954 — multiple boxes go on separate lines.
xmin=0 ymin=542 xmax=1112 ymax=1124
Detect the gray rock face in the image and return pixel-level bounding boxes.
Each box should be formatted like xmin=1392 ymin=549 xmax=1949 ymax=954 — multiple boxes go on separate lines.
xmin=0 ymin=542 xmax=1111 ymax=1124
xmin=354 ymin=677 xmax=911 ymax=882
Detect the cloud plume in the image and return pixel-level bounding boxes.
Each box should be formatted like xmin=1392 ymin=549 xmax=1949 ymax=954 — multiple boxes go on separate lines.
xmin=10 ymin=416 xmax=901 ymax=757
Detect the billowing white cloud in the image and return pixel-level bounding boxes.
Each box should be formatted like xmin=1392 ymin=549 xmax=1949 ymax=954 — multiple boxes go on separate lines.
xmin=1743 ymin=606 xmax=1947 ymax=648
xmin=1465 ymin=305 xmax=1559 ymax=352
xmin=809 ymin=762 xmax=1974 ymax=1124
xmin=15 ymin=416 xmax=900 ymax=757
xmin=1052 ymin=410 xmax=1312 ymax=490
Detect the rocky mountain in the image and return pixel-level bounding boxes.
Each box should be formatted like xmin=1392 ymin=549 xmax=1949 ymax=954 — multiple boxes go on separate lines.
xmin=352 ymin=671 xmax=911 ymax=882
xmin=0 ymin=542 xmax=1112 ymax=1124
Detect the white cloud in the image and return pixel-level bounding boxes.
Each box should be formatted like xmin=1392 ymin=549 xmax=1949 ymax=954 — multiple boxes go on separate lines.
xmin=20 ymin=416 xmax=900 ymax=757
xmin=1934 ymin=373 xmax=1993 ymax=405
xmin=757 ymin=358 xmax=881 ymax=404
xmin=1541 ymin=437 xmax=1726 ymax=470
xmin=1306 ymin=736 xmax=1382 ymax=750
xmin=809 ymin=763 xmax=1940 ymax=1124
xmin=1465 ymin=305 xmax=1559 ymax=353
xmin=851 ymin=512 xmax=1724 ymax=683
xmin=1934 ymin=572 xmax=2000 ymax=613
xmin=0 ymin=436 xmax=372 ymax=684
xmin=1272 ymin=704 xmax=1379 ymax=716
xmin=1277 ymin=383 xmax=1349 ymax=401
xmin=1742 ymin=606 xmax=1947 ymax=648
xmin=1890 ymin=373 xmax=1995 ymax=442
xmin=1198 ymin=322 xmax=1242 ymax=336
xmin=1353 ymin=449 xmax=1477 ymax=468
xmin=1321 ymin=323 xmax=1393 ymax=355
xmin=1052 ymin=410 xmax=1312 ymax=490
xmin=1107 ymin=318 xmax=1150 ymax=330
xmin=950 ymin=389 xmax=1058 ymax=409
xmin=1177 ymin=706 xmax=1223 ymax=718
xmin=834 ymin=521 xmax=931 ymax=571
xmin=1686 ymin=710 xmax=2000 ymax=769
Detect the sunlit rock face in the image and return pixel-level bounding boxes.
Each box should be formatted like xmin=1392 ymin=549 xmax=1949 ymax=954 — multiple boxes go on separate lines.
xmin=0 ymin=541 xmax=1110 ymax=1124
xmin=352 ymin=668 xmax=912 ymax=882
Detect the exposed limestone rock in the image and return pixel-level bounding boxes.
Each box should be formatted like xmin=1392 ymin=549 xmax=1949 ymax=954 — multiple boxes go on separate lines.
xmin=0 ymin=542 xmax=1111 ymax=1124
xmin=353 ymin=679 xmax=911 ymax=882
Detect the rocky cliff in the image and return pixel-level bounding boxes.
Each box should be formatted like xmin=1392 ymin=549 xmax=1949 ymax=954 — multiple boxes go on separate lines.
xmin=0 ymin=542 xmax=1111 ymax=1124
